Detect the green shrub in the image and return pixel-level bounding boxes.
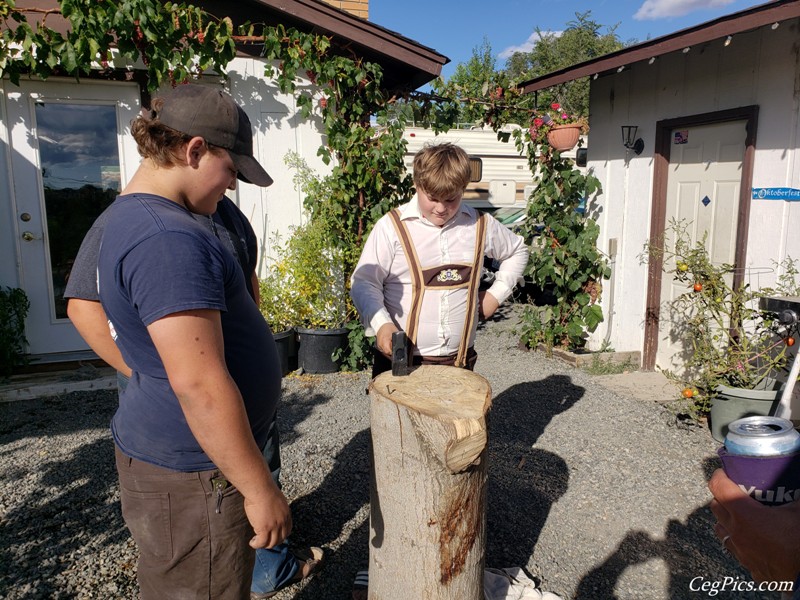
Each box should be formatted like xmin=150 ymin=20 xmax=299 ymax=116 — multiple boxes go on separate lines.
xmin=0 ymin=287 xmax=30 ymax=376
xmin=259 ymin=220 xmax=347 ymax=330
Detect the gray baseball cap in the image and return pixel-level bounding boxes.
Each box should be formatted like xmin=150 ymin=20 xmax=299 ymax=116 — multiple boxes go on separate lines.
xmin=157 ymin=85 xmax=273 ymax=187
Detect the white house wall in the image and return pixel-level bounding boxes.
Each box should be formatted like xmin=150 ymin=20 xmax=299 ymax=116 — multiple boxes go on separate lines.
xmin=226 ymin=57 xmax=330 ymax=275
xmin=0 ymin=63 xmax=329 ymax=358
xmin=587 ymin=18 xmax=800 ymax=355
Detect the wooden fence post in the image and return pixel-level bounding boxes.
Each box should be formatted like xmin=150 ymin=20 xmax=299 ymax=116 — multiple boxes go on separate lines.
xmin=368 ymin=365 xmax=491 ymax=599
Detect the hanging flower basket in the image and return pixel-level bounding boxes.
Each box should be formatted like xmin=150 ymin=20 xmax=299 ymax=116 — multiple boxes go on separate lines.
xmin=546 ymin=124 xmax=581 ymax=151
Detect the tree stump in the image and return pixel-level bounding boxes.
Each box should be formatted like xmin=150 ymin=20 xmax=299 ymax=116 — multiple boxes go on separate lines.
xmin=368 ymin=365 xmax=492 ymax=599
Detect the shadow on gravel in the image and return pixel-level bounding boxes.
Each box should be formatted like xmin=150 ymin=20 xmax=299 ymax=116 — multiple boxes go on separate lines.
xmin=486 ymin=375 xmax=584 ymax=570
xmin=574 ymin=456 xmax=752 ymax=600
xmin=0 ymin=390 xmax=132 ymax=597
xmin=0 ymin=389 xmax=116 ymax=442
xmin=277 ymin=387 xmax=338 ymax=447
xmin=287 ymin=428 xmax=372 ymax=600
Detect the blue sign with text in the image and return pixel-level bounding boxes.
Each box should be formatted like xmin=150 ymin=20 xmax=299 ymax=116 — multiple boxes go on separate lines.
xmin=752 ymin=188 xmax=800 ymax=201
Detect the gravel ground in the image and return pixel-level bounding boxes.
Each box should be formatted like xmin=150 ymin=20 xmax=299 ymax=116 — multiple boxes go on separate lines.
xmin=0 ymin=306 xmax=771 ymax=600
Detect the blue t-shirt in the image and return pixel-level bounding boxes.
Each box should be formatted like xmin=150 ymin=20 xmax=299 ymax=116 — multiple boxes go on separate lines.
xmin=98 ymin=194 xmax=281 ymax=471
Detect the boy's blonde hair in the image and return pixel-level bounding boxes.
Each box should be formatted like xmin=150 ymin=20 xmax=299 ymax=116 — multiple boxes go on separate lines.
xmin=412 ymin=142 xmax=471 ymax=199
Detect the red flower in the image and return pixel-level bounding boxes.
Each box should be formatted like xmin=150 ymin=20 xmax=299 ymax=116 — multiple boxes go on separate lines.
xmin=533 ymin=117 xmax=544 ymax=127
xmin=319 ymin=97 xmax=328 ymax=108
xmin=561 ymin=113 xmax=569 ymax=120
xmin=551 ymin=102 xmax=560 ymax=110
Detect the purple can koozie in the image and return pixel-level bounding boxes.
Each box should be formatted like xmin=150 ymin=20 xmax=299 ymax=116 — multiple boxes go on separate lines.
xmin=717 ymin=446 xmax=800 ymax=505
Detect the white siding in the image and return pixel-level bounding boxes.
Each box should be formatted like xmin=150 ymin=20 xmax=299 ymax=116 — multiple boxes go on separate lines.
xmin=587 ymin=18 xmax=800 ymax=355
xmin=227 ymin=57 xmax=330 ymax=274
xmin=403 ymin=127 xmax=531 ymax=185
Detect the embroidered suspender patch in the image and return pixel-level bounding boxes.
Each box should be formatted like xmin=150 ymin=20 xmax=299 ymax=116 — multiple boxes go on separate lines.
xmin=436 ymin=269 xmax=462 ymax=283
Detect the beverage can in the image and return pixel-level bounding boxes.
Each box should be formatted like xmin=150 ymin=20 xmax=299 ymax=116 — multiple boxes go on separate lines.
xmin=718 ymin=416 xmax=800 ymax=506
xmin=724 ymin=416 xmax=800 ymax=456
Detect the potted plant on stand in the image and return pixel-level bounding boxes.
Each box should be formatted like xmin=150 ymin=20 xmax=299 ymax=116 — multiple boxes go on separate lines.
xmin=513 ymin=107 xmax=608 ymax=353
xmin=649 ymin=220 xmax=800 ymax=441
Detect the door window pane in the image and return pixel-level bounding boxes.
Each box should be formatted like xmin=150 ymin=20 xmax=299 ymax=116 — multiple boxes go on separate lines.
xmin=36 ymin=103 xmax=120 ymax=318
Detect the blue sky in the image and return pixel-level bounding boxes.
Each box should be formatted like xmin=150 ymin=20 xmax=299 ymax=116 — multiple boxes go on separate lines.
xmin=370 ymin=0 xmax=768 ymax=79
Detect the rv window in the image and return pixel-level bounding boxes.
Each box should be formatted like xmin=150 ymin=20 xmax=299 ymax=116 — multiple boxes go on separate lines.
xmin=468 ymin=157 xmax=482 ymax=182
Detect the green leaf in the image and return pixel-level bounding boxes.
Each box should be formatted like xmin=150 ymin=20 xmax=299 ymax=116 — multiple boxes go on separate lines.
xmin=584 ymin=304 xmax=604 ymax=330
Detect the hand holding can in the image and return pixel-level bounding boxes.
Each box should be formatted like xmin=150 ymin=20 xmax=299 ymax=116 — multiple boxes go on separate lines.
xmin=718 ymin=416 xmax=800 ymax=506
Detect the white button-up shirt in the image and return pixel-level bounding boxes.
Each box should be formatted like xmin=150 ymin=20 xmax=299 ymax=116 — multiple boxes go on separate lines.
xmin=350 ymin=198 xmax=529 ymax=356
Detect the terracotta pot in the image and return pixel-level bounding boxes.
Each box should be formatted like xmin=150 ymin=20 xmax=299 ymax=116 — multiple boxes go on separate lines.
xmin=546 ymin=124 xmax=581 ymax=151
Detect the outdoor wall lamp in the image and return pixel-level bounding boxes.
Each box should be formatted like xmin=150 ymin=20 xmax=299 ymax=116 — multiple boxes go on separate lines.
xmin=621 ymin=125 xmax=644 ymax=155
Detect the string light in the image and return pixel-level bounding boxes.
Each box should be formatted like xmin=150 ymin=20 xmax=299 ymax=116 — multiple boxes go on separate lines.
xmin=724 ymin=35 xmax=732 ymax=47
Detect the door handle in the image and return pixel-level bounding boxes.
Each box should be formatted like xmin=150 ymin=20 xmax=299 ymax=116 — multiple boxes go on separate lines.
xmin=21 ymin=231 xmax=39 ymax=241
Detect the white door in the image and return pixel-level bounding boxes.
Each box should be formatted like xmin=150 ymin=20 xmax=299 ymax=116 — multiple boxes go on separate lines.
xmin=656 ymin=120 xmax=747 ymax=372
xmin=4 ymin=80 xmax=141 ymax=357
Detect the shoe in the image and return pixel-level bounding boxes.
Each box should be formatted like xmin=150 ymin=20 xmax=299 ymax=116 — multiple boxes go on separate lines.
xmin=352 ymin=569 xmax=368 ymax=600
xmin=250 ymin=547 xmax=325 ymax=599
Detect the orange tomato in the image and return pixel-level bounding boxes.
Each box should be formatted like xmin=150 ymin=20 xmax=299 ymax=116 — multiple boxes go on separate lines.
xmin=682 ymin=388 xmax=694 ymax=398
xmin=693 ymin=282 xmax=703 ymax=292
xmin=787 ymin=337 xmax=796 ymax=347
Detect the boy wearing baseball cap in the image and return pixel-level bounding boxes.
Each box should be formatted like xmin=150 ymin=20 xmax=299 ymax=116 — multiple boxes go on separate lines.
xmin=89 ymin=85 xmax=288 ymax=598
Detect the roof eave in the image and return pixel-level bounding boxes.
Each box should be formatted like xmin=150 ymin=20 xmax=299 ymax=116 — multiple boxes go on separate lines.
xmin=7 ymin=0 xmax=449 ymax=92
xmin=206 ymin=0 xmax=449 ymax=90
xmin=519 ymin=0 xmax=800 ymax=94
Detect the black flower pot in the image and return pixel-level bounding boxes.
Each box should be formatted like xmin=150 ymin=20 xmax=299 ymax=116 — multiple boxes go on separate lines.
xmin=296 ymin=327 xmax=348 ymax=374
xmin=272 ymin=327 xmax=295 ymax=376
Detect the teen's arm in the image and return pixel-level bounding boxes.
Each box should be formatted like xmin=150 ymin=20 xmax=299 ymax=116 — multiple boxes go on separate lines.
xmin=147 ymin=308 xmax=291 ymax=549
xmin=481 ymin=217 xmax=529 ymax=319
xmin=67 ymin=298 xmax=132 ymax=377
xmin=350 ymin=217 xmax=396 ymax=342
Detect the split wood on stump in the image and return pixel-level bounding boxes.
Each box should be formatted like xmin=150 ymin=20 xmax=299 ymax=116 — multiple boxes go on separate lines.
xmin=368 ymin=365 xmax=492 ymax=599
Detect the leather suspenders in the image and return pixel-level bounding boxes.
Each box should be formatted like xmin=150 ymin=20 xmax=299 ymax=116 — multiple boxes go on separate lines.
xmin=387 ymin=209 xmax=487 ymax=368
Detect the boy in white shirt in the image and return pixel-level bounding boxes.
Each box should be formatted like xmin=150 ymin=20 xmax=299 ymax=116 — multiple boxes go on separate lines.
xmin=351 ymin=142 xmax=529 ymax=376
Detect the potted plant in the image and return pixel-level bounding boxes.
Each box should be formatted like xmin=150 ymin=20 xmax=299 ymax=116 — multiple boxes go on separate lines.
xmin=528 ymin=102 xmax=588 ymax=152
xmin=512 ymin=113 xmax=608 ymax=353
xmin=0 ymin=287 xmax=30 ymax=377
xmin=648 ymin=220 xmax=800 ymax=440
xmin=258 ymin=246 xmax=303 ymax=375
xmin=262 ymin=219 xmax=348 ymax=374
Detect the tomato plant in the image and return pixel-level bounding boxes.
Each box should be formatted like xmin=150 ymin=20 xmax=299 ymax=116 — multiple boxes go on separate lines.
xmin=646 ymin=220 xmax=800 ymax=418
